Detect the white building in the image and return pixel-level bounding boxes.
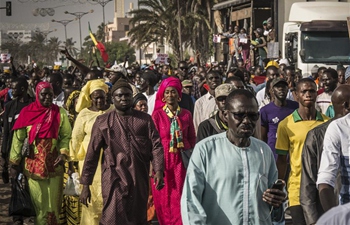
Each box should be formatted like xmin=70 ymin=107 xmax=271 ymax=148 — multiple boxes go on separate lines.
xmin=6 ymin=30 xmax=33 ymax=43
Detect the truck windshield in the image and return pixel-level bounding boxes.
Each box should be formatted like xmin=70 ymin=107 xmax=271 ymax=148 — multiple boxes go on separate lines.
xmin=301 ymin=31 xmax=350 ymax=64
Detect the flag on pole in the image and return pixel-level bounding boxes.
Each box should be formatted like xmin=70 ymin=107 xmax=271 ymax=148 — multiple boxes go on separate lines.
xmin=89 ymin=22 xmax=108 ymax=63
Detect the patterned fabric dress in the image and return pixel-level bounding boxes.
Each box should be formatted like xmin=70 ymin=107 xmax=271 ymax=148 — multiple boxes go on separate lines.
xmin=151 ymin=108 xmax=196 ymax=225
xmin=60 ymin=90 xmax=82 ymax=225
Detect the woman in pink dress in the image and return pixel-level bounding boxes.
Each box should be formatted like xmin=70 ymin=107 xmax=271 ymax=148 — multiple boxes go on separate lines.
xmin=152 ymin=77 xmax=196 ymax=225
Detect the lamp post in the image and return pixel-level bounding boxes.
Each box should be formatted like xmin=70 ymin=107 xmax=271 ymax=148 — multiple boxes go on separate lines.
xmin=51 ymin=19 xmax=74 ymax=45
xmin=90 ymin=0 xmax=112 ymax=26
xmin=64 ymin=10 xmax=94 ymax=53
xmin=89 ymin=0 xmax=112 ymax=42
xmin=35 ymin=28 xmax=57 ymax=44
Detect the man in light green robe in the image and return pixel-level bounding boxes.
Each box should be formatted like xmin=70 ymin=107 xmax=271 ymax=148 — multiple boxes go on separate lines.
xmin=181 ymin=89 xmax=285 ymax=225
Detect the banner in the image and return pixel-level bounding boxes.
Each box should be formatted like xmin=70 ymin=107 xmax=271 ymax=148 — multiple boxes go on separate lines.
xmin=155 ymin=53 xmax=169 ymax=64
xmin=0 ymin=53 xmax=11 ymax=63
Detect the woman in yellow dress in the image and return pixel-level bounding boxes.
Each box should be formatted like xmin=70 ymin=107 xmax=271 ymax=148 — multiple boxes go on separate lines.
xmin=70 ymin=79 xmax=114 ymax=225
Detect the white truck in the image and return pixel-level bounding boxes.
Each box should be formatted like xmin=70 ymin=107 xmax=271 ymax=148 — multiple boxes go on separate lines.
xmin=282 ymin=2 xmax=350 ymax=74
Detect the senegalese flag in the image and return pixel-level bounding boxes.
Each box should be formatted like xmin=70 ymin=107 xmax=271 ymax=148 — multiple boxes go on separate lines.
xmin=89 ymin=22 xmax=108 ymax=63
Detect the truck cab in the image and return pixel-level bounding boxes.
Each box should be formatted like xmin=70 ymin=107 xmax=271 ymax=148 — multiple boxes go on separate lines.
xmin=282 ymin=2 xmax=350 ymax=74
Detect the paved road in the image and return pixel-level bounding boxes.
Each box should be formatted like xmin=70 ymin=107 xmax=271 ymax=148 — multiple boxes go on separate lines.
xmin=0 ymin=157 xmax=291 ymax=225
xmin=0 ymin=167 xmax=12 ymax=225
xmin=0 ymin=166 xmax=34 ymax=225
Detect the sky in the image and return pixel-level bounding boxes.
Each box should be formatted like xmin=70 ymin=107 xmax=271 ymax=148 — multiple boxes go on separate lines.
xmin=0 ymin=0 xmax=137 ymax=49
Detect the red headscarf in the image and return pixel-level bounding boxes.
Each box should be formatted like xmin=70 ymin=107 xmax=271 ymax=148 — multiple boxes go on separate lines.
xmin=12 ymin=82 xmax=60 ymax=144
xmin=154 ymin=77 xmax=182 ymax=112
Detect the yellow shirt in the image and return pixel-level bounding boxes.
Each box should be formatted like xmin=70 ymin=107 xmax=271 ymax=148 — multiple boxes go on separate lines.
xmin=275 ymin=110 xmax=329 ymax=206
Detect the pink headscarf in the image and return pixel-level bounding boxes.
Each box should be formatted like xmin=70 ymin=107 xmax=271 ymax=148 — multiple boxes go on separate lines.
xmin=154 ymin=77 xmax=182 ymax=111
xmin=12 ymin=82 xmax=60 ymax=144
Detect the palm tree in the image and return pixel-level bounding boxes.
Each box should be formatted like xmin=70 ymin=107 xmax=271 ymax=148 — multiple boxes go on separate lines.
xmin=185 ymin=0 xmax=221 ymax=63
xmin=28 ymin=32 xmax=47 ymax=64
xmin=47 ymin=37 xmax=62 ymax=63
xmin=128 ymin=0 xmax=222 ymax=63
xmin=0 ymin=40 xmax=25 ymax=65
xmin=64 ymin=38 xmax=79 ymax=58
xmin=128 ymin=0 xmax=182 ymax=61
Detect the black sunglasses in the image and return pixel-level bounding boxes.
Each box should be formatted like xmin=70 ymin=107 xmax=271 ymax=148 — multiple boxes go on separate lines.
xmin=230 ymin=112 xmax=260 ymax=121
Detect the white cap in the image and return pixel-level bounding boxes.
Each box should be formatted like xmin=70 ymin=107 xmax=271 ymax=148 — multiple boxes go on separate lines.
xmin=279 ymin=58 xmax=290 ymax=66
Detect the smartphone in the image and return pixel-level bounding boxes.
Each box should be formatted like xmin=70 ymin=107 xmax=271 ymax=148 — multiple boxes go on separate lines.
xmin=272 ymin=179 xmax=284 ymax=190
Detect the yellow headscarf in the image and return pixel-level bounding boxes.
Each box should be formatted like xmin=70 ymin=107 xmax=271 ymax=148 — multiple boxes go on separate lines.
xmin=75 ymin=79 xmax=109 ymax=113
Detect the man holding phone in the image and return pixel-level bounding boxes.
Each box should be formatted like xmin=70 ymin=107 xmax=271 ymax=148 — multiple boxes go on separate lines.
xmin=181 ymin=89 xmax=286 ymax=225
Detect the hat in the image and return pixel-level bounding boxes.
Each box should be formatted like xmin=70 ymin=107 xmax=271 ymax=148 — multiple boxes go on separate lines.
xmin=271 ymin=78 xmax=288 ymax=87
xmin=263 ymin=20 xmax=267 ymax=25
xmin=111 ymin=79 xmax=132 ymax=94
xmin=311 ymin=65 xmax=319 ymax=74
xmin=133 ymin=93 xmax=148 ymax=107
xmin=302 ymin=73 xmax=312 ymax=78
xmin=265 ymin=60 xmax=279 ymax=69
xmin=345 ymin=67 xmax=350 ymax=81
xmin=267 ymin=17 xmax=272 ymax=23
xmin=279 ymin=59 xmax=290 ymax=66
xmin=106 ymin=64 xmax=127 ymax=76
xmin=215 ymin=84 xmax=235 ymax=99
xmin=182 ymin=80 xmax=193 ymax=87
xmin=3 ymin=69 xmax=10 ymax=74
xmin=53 ymin=65 xmax=60 ymax=70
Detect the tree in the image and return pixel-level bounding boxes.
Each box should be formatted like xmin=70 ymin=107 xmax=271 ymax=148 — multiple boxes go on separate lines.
xmin=47 ymin=37 xmax=61 ymax=63
xmin=96 ymin=23 xmax=106 ymax=43
xmin=105 ymin=41 xmax=136 ymax=65
xmin=127 ymin=0 xmax=221 ymax=64
xmin=29 ymin=33 xmax=47 ymax=62
xmin=81 ymin=33 xmax=136 ymax=67
xmin=64 ymin=38 xmax=79 ymax=58
xmin=128 ymin=0 xmax=182 ymax=61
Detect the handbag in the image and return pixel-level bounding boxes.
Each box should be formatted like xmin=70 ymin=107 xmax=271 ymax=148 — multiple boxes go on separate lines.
xmin=180 ymin=148 xmax=193 ymax=169
xmin=9 ymin=177 xmax=36 ymax=217
xmin=63 ymin=172 xmax=81 ymax=196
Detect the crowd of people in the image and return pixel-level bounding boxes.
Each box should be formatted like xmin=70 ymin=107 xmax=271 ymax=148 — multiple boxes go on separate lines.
xmin=0 ymin=44 xmax=349 ymax=225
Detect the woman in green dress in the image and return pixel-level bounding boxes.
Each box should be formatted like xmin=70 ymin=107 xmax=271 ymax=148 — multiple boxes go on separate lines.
xmin=9 ymin=81 xmax=72 ymax=225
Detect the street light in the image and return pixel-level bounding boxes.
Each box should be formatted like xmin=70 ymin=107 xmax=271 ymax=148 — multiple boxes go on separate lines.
xmin=35 ymin=28 xmax=57 ymax=43
xmin=51 ymin=19 xmax=74 ymax=45
xmin=64 ymin=9 xmax=94 ymax=53
xmin=89 ymin=0 xmax=112 ymax=26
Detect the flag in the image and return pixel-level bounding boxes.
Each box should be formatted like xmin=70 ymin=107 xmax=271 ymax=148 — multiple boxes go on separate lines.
xmin=89 ymin=22 xmax=108 ymax=63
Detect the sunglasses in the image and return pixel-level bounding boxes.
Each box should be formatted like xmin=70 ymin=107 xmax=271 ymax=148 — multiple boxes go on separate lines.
xmin=230 ymin=112 xmax=260 ymax=121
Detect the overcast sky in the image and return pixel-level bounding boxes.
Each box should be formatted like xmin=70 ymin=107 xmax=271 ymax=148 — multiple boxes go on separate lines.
xmin=0 ymin=0 xmax=137 ymax=48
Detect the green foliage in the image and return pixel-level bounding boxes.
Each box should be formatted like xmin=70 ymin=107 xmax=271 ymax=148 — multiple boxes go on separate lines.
xmin=80 ymin=40 xmax=136 ymax=67
xmin=0 ymin=23 xmax=137 ymax=68
xmin=127 ymin=0 xmax=220 ymax=65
